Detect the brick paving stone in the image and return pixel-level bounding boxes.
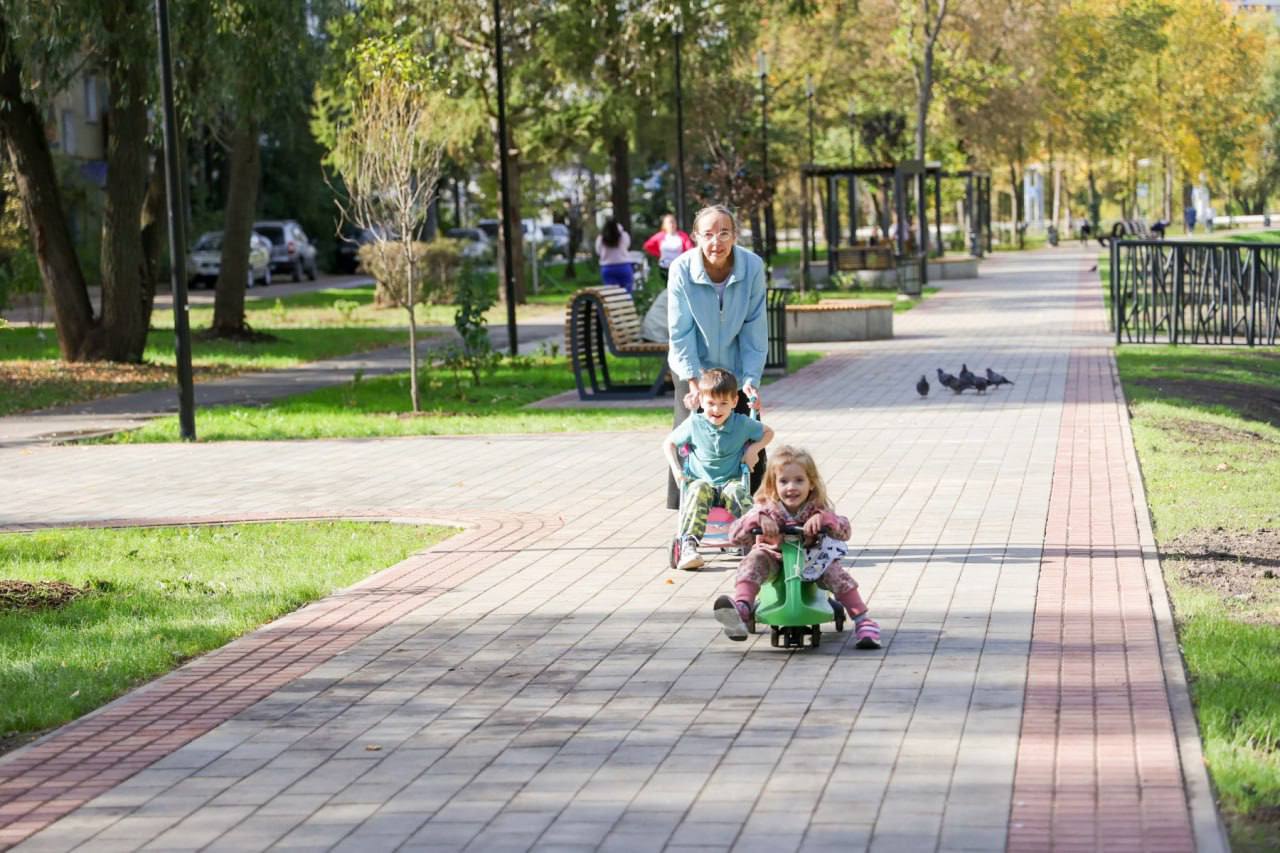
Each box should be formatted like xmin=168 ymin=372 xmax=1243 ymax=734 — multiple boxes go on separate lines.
xmin=0 ymin=248 xmax=1225 ymax=852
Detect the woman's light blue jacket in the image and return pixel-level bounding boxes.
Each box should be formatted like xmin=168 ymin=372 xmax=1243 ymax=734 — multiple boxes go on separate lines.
xmin=665 ymin=246 xmax=768 ymax=387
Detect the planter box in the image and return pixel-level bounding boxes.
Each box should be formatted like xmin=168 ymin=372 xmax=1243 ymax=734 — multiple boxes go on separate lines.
xmin=785 ymin=301 xmax=893 ymax=343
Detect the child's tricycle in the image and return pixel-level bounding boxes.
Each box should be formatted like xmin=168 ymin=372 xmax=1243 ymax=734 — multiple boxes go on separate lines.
xmin=755 ymin=524 xmax=846 ymax=649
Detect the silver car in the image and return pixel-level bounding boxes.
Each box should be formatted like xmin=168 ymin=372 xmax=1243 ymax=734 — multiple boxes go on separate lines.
xmin=186 ymin=231 xmax=272 ymax=289
xmin=253 ymin=220 xmax=318 ymax=282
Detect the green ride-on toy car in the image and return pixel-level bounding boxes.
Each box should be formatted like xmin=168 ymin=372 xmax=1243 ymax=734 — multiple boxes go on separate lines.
xmin=755 ymin=524 xmax=846 ymax=649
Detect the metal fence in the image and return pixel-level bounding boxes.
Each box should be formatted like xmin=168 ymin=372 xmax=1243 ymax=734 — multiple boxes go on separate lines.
xmin=1111 ymin=239 xmax=1280 ymax=345
xmin=766 ymin=286 xmax=789 ymax=370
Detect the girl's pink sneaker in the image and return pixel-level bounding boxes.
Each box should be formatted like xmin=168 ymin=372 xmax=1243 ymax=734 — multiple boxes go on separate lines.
xmin=854 ymin=616 xmax=881 ymax=650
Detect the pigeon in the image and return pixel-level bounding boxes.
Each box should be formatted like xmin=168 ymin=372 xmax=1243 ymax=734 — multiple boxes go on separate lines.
xmin=971 ymin=375 xmax=990 ymax=394
xmin=985 ymin=368 xmax=1014 ymax=387
xmin=916 ymin=375 xmax=929 ymax=397
xmin=952 ymin=375 xmax=975 ymax=394
xmin=936 ymin=368 xmax=959 ymax=392
xmin=958 ymin=363 xmax=978 ymax=385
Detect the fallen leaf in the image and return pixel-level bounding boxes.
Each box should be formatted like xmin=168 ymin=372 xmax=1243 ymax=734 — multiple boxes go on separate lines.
xmin=69 ymin=690 xmax=79 ymax=699
xmin=365 ymin=744 xmax=382 ymax=752
xmin=665 ymin=578 xmax=674 ymax=584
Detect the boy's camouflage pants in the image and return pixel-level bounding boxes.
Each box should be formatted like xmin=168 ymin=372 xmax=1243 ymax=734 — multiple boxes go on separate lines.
xmin=679 ymin=478 xmax=751 ymax=540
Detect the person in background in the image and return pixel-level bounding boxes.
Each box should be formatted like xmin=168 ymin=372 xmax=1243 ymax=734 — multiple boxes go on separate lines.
xmin=643 ymin=213 xmax=694 ymax=287
xmin=595 ymin=218 xmax=634 ymax=294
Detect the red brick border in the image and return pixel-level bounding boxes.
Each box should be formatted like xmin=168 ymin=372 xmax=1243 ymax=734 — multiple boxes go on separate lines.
xmin=0 ymin=510 xmax=557 ymax=850
xmin=1008 ymin=264 xmax=1196 ymax=851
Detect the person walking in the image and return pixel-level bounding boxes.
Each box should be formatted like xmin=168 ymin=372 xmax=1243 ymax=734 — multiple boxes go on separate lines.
xmin=666 ymin=204 xmax=768 ymax=506
xmin=595 ymin=218 xmax=634 ymax=294
xmin=643 ymin=213 xmax=694 ymax=287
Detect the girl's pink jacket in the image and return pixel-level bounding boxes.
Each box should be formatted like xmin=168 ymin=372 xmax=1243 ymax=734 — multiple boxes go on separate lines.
xmin=728 ymin=500 xmax=851 ymax=551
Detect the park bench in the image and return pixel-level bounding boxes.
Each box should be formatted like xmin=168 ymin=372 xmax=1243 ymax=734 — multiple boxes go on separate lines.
xmin=564 ymin=285 xmax=671 ymax=401
xmin=834 ymin=244 xmax=895 ymax=271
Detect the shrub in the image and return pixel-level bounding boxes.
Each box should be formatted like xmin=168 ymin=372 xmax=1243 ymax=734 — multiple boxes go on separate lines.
xmin=358 ymin=238 xmax=465 ymax=308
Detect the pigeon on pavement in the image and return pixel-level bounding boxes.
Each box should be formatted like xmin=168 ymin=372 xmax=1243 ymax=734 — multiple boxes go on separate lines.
xmin=972 ymin=375 xmax=990 ymax=394
xmin=916 ymin=375 xmax=929 ymax=397
xmin=985 ymin=368 xmax=1014 ymax=387
xmin=936 ymin=368 xmax=959 ymax=392
xmin=958 ymin=363 xmax=978 ymax=385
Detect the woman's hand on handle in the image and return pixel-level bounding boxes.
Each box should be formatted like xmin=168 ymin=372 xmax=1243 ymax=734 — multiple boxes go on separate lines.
xmin=742 ymin=381 xmax=760 ymax=410
xmin=683 ymin=378 xmax=700 ymax=411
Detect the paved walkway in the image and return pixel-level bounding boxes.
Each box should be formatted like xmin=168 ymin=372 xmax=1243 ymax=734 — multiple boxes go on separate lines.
xmin=0 ymin=248 xmax=1225 ymax=852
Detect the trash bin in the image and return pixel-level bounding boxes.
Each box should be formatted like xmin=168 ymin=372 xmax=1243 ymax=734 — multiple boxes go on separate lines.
xmin=765 ymin=284 xmax=790 ymax=373
xmin=1047 ymin=225 xmax=1059 ymax=246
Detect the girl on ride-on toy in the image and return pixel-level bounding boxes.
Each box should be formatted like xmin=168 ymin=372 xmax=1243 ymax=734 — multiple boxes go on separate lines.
xmin=714 ymin=445 xmax=881 ymax=649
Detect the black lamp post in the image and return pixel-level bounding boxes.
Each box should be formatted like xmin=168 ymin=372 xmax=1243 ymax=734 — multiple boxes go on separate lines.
xmin=673 ymin=18 xmax=688 ymax=230
xmin=153 ymin=0 xmax=195 ymax=440
xmin=847 ymin=96 xmax=858 ymax=244
xmin=493 ymin=0 xmax=518 ymax=356
xmin=802 ymin=74 xmax=815 ymax=288
xmin=757 ymin=49 xmax=770 ymax=266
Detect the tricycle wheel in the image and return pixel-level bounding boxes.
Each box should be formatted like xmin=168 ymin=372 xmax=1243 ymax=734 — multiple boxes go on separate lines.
xmin=830 ymin=598 xmax=846 ymax=632
xmin=669 ymin=537 xmax=680 ymax=569
xmin=809 ymin=625 xmax=821 ymax=648
xmin=770 ymin=626 xmax=782 ymax=648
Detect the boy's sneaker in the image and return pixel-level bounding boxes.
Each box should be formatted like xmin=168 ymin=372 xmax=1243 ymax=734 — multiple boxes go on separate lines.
xmin=854 ymin=616 xmax=881 ymax=650
xmin=713 ymin=595 xmax=755 ymax=641
xmin=676 ymin=537 xmax=704 ymax=570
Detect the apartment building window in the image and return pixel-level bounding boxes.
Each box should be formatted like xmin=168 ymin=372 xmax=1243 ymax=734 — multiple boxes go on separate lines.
xmin=60 ymin=110 xmax=76 ymax=156
xmin=84 ymin=75 xmax=100 ymax=123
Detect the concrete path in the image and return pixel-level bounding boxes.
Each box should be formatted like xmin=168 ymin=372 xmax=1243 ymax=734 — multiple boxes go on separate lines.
xmin=0 ymin=247 xmax=1225 ymax=852
xmin=0 ymin=323 xmax=561 ymax=449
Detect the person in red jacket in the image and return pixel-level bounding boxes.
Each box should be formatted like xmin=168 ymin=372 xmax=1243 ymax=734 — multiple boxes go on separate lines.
xmin=642 ymin=213 xmax=694 ymax=285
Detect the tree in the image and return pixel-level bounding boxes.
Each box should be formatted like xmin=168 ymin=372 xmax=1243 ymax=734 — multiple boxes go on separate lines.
xmin=330 ymin=73 xmax=449 ymax=413
xmin=0 ymin=0 xmax=163 ymax=362
xmin=203 ymin=1 xmax=321 ymax=339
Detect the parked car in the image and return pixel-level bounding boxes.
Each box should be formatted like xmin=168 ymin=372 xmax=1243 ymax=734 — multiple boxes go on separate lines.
xmin=334 ymin=224 xmax=388 ymax=274
xmin=186 ymin=231 xmax=272 ymax=289
xmin=445 ymin=227 xmax=495 ymax=263
xmin=476 ymin=219 xmax=500 ymax=241
xmin=253 ymin=220 xmax=317 ymax=282
xmin=542 ymin=223 xmax=570 ymax=259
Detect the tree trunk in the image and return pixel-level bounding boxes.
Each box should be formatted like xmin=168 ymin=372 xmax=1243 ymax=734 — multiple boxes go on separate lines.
xmin=609 ymin=132 xmax=631 ymax=235
xmin=138 ymin=159 xmax=165 ymax=321
xmin=1009 ymin=161 xmax=1024 ymax=249
xmin=749 ymin=209 xmax=763 ymax=255
xmin=211 ymin=118 xmax=260 ymax=337
xmin=84 ymin=17 xmax=152 ymax=362
xmin=1087 ymin=165 xmax=1101 ymax=227
xmin=0 ymin=14 xmax=92 ymax=359
xmin=763 ymin=201 xmax=777 ymax=260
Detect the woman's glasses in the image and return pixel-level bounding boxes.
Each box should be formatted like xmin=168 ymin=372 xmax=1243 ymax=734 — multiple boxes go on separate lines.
xmin=697 ymin=229 xmax=734 ymax=244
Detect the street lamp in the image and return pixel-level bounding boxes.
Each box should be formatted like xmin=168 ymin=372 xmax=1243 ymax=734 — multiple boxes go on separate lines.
xmin=757 ymin=49 xmax=770 ymax=265
xmin=847 ymin=97 xmax=858 ymax=244
xmin=153 ymin=0 xmax=195 ymax=440
xmin=673 ymin=16 xmax=688 ymax=230
xmin=803 ymin=74 xmax=815 ymax=287
xmin=492 ymin=0 xmax=518 ymax=355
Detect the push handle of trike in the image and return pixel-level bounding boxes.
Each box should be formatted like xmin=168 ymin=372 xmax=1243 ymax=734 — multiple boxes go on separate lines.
xmin=749 ymin=524 xmax=807 ymax=537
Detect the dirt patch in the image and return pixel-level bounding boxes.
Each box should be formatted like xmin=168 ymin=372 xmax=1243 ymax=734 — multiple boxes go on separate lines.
xmin=0 ymin=728 xmax=47 ymax=758
xmin=194 ymin=324 xmax=279 ymax=344
xmin=1155 ymin=417 xmax=1278 ymax=450
xmin=1133 ymin=377 xmax=1280 ymax=431
xmin=1163 ymin=528 xmax=1280 ymax=624
xmin=0 ymin=359 xmax=243 ymax=416
xmin=0 ymin=579 xmax=87 ymax=612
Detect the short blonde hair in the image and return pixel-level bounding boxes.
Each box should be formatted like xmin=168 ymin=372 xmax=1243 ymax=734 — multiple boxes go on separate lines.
xmin=692 ymin=204 xmax=738 ymax=235
xmin=755 ymin=446 xmax=831 ymax=511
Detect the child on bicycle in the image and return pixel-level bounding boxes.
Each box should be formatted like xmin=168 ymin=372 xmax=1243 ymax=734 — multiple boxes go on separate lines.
xmin=715 ymin=445 xmax=881 ymax=649
xmin=663 ymin=368 xmax=774 ymax=571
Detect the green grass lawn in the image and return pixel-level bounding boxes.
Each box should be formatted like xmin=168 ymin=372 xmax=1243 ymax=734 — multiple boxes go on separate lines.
xmin=0 ymin=521 xmax=453 ymax=743
xmin=1117 ymin=345 xmax=1280 ymax=849
xmin=111 ymin=349 xmax=825 ymax=443
xmin=0 ymin=282 xmax=576 ymax=417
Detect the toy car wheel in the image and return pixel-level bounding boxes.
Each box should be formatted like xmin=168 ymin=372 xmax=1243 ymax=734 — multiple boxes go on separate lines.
xmin=770 ymin=626 xmax=782 ymax=648
xmin=809 ymin=625 xmax=821 ymax=648
xmin=669 ymin=538 xmax=680 ymax=570
xmin=830 ymin=598 xmax=846 ymax=632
